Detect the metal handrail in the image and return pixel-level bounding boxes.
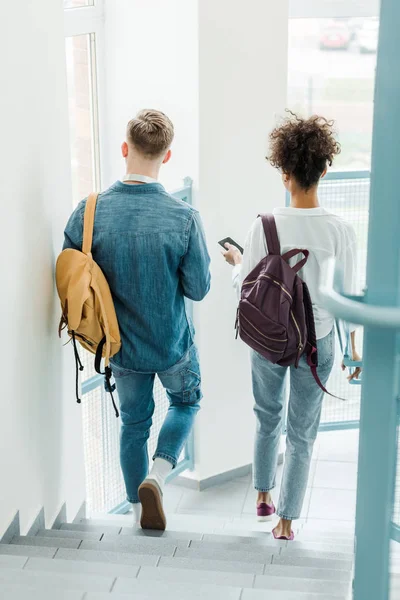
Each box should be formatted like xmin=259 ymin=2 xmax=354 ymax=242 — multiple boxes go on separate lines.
xmin=320 ymin=259 xmax=400 ymax=329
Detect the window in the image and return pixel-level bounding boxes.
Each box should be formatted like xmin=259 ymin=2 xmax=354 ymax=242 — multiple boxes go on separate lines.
xmin=65 ymin=33 xmax=100 ymax=206
xmin=64 ymin=0 xmax=94 ymax=9
xmin=288 ymin=17 xmax=379 ymax=169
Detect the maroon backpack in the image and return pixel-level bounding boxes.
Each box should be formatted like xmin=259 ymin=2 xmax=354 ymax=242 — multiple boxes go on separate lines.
xmin=236 ymin=214 xmax=334 ymax=395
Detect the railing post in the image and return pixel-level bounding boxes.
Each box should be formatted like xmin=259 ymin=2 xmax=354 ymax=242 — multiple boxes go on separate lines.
xmin=353 ymin=1 xmax=400 ymax=598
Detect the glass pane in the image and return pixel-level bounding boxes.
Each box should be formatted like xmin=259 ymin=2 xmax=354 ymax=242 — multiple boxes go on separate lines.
xmin=65 ymin=33 xmax=100 ymax=207
xmin=318 ymin=175 xmax=369 ymax=426
xmin=64 ymin=0 xmax=94 ymax=9
xmin=288 ymin=17 xmax=379 ymax=170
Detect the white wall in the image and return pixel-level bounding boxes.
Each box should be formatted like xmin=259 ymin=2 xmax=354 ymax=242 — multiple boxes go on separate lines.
xmin=195 ymin=0 xmax=289 ymax=479
xmin=0 ymin=0 xmax=86 ymax=534
xmin=103 ymin=0 xmax=199 ymax=192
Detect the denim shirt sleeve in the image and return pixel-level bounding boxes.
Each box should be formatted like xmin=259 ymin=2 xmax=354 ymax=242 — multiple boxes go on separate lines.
xmin=63 ymin=201 xmax=85 ymax=251
xmin=179 ymin=210 xmax=211 ymax=301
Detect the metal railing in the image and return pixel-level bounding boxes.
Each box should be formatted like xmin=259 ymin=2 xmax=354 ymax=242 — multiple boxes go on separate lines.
xmin=286 ymin=170 xmax=369 ymax=431
xmin=80 ymin=177 xmax=195 ymax=515
xmin=320 ymin=5 xmax=400 ymax=593
xmin=309 ymin=171 xmax=400 ymax=553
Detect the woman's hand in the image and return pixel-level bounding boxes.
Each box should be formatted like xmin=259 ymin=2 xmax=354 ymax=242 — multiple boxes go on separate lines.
xmin=222 ymin=243 xmax=243 ymax=266
xmin=342 ymin=349 xmax=362 ymax=381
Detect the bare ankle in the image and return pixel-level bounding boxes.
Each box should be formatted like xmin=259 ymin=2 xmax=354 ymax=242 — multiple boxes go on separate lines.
xmin=257 ymin=491 xmax=272 ymax=505
xmin=276 ymin=518 xmax=292 ymax=534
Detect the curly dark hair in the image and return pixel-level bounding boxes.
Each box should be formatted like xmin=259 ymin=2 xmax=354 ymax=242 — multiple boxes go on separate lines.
xmin=267 ymin=111 xmax=341 ymax=190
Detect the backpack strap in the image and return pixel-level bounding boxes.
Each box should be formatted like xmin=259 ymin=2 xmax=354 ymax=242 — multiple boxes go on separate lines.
xmin=258 ymin=214 xmax=281 ymax=255
xmin=302 ymin=281 xmax=346 ymax=401
xmin=307 ymin=348 xmax=346 ymax=400
xmin=282 ymin=248 xmax=310 ymax=273
xmin=82 ymin=192 xmax=99 ymax=255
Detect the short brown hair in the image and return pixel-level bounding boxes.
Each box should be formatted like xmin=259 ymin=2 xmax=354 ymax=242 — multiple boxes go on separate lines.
xmin=127 ymin=109 xmax=174 ymax=158
xmin=267 ymin=111 xmax=341 ymax=190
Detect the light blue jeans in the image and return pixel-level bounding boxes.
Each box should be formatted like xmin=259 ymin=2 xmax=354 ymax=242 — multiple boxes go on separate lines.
xmin=111 ymin=344 xmax=202 ymax=503
xmin=251 ymin=329 xmax=335 ymax=520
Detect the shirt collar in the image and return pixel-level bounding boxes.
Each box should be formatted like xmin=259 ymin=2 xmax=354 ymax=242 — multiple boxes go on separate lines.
xmin=110 ymin=180 xmax=165 ymax=194
xmin=273 ymin=206 xmax=331 ymax=217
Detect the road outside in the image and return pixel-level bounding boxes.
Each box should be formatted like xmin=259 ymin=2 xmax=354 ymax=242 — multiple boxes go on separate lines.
xmin=288 ymin=18 xmax=378 ymax=171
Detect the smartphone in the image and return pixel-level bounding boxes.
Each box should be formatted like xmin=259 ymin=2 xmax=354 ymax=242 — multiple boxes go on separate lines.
xmin=218 ymin=237 xmax=244 ymax=254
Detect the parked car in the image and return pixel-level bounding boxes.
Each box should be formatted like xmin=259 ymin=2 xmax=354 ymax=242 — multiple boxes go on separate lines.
xmin=320 ymin=22 xmax=351 ymax=51
xmin=358 ymin=19 xmax=379 ymax=54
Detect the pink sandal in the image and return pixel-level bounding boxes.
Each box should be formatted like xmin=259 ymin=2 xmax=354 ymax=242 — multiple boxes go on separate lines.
xmin=273 ymin=527 xmax=294 ymax=541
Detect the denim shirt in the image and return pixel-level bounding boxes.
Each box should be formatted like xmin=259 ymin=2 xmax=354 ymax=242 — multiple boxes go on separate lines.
xmin=63 ymin=181 xmax=211 ymax=372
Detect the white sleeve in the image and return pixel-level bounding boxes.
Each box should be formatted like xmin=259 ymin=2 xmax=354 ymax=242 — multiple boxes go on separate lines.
xmin=232 ymin=263 xmax=242 ymax=299
xmin=339 ymin=223 xmax=358 ymax=333
xmin=232 ymin=219 xmax=268 ymax=300
xmin=341 ymin=224 xmax=358 ymax=296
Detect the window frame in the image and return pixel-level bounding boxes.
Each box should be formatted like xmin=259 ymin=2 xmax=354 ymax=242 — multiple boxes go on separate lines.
xmin=289 ymin=0 xmax=379 ymax=19
xmin=64 ymin=0 xmax=106 ymax=193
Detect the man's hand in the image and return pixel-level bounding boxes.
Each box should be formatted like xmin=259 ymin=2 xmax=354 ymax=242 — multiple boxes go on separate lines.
xmin=222 ymin=243 xmax=243 ymax=266
xmin=342 ymin=350 xmax=362 ymax=381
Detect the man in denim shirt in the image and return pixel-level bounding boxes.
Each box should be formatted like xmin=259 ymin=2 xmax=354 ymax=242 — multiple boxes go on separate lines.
xmin=64 ymin=110 xmax=211 ymax=530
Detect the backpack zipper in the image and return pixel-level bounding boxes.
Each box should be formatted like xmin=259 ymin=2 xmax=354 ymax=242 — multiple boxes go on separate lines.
xmin=240 ymin=313 xmax=288 ymax=343
xmin=235 ymin=308 xmax=240 ymax=339
xmin=243 ymin=274 xmax=292 ymax=301
xmin=290 ymin=311 xmax=304 ymax=366
xmin=240 ymin=326 xmax=284 ymax=354
xmin=69 ymin=331 xmax=95 ymax=347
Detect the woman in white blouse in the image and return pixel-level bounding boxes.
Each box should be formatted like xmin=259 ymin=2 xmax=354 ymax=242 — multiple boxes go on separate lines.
xmin=223 ymin=113 xmax=360 ymax=540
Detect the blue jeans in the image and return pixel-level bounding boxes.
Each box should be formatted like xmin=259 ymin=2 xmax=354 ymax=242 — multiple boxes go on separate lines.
xmin=111 ymin=345 xmax=202 ymax=503
xmin=251 ymin=329 xmax=335 ymax=520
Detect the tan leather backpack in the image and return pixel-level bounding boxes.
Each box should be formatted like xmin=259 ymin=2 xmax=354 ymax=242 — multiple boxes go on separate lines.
xmin=56 ymin=193 xmax=121 ymax=416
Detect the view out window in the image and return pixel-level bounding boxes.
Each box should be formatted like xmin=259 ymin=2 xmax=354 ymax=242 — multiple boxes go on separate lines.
xmin=64 ymin=0 xmax=94 ymax=9
xmin=65 ymin=33 xmax=100 ymax=207
xmin=288 ymin=17 xmax=379 ymax=169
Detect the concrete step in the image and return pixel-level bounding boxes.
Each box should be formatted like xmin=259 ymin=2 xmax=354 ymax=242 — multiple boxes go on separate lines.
xmin=37 ymin=529 xmax=102 ymax=541
xmin=24 ymin=556 xmax=140 ymax=578
xmin=281 ymin=547 xmax=353 ymax=561
xmin=126 ymin=568 xmax=346 ymax=598
xmin=242 ymin=590 xmax=346 ymax=600
xmin=281 ymin=541 xmax=353 ymax=554
xmin=296 ymin=530 xmax=354 ymax=544
xmin=200 ymin=532 xmax=282 ymax=548
xmin=153 ymin=543 xmax=350 ymax=570
xmin=56 ymin=545 xmax=351 ymax=581
xmin=0 ymin=566 xmax=114 ymax=592
xmin=97 ymin=532 xmax=192 ymax=549
xmin=173 ymin=545 xmax=274 ymax=566
xmin=84 ymin=580 xmax=241 ymax=600
xmin=119 ymin=527 xmax=203 ymax=541
xmin=81 ymin=514 xmax=233 ymax=534
xmin=0 ymin=555 xmax=28 ymax=568
xmin=0 ymin=544 xmax=57 ymax=559
xmin=80 ymin=539 xmax=175 ymax=557
xmin=192 ymin=536 xmax=352 ymax=554
xmin=60 ymin=522 xmax=122 ymax=535
xmin=0 ymin=584 xmax=83 ymax=600
xmin=263 ymin=563 xmax=352 ymax=582
xmin=253 ymin=573 xmax=350 ymax=596
xmin=301 ymin=521 xmax=355 ymax=534
xmin=273 ymin=553 xmax=352 ymax=571
xmin=120 ymin=564 xmax=255 ymax=589
xmin=84 ymin=512 xmax=232 ymax=527
xmin=55 ymin=547 xmax=159 ymax=567
xmin=11 ymin=536 xmax=80 ymax=550
xmin=158 ymin=555 xmax=265 ymax=575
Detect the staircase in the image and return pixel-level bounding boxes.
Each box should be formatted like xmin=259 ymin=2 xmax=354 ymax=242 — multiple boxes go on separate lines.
xmin=0 ymin=511 xmax=359 ymax=600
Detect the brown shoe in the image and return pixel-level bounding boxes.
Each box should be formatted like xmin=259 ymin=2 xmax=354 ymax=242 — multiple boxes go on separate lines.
xmin=138 ymin=479 xmax=167 ymax=531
